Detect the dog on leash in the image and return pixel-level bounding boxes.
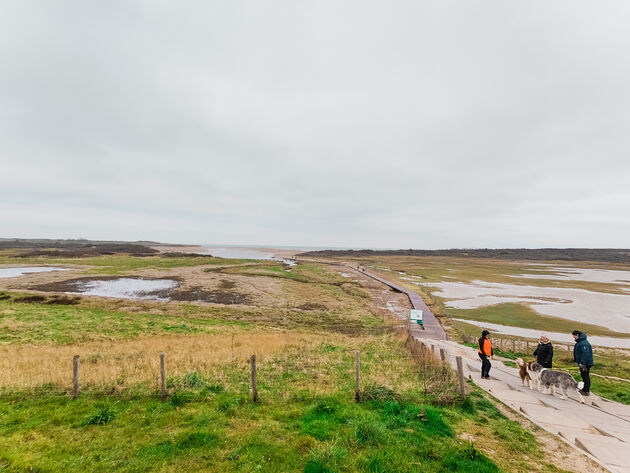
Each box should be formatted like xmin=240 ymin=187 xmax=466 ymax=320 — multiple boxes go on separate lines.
xmin=528 ymin=362 xmax=585 ymax=403
xmin=515 ymin=358 xmax=532 ymax=389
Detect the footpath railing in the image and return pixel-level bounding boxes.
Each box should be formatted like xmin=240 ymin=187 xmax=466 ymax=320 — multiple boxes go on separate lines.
xmin=462 ymin=334 xmax=630 ymax=384
xmin=461 ymin=334 xmax=630 ymax=357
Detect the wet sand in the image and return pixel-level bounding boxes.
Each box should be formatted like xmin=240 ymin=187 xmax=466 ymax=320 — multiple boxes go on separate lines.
xmin=430 ymin=280 xmax=630 ymax=333
xmin=151 ymin=245 xmax=213 ymax=254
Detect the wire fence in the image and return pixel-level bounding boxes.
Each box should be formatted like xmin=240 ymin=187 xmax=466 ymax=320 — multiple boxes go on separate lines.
xmin=0 ymin=329 xmax=463 ymax=403
xmin=462 ymin=334 xmax=630 ymax=358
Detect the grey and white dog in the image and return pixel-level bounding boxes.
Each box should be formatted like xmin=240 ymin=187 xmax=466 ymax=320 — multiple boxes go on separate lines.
xmin=528 ymin=362 xmax=585 ymax=403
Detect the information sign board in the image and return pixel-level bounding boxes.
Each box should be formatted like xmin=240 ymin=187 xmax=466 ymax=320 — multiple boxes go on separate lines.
xmin=410 ymin=309 xmax=423 ymax=325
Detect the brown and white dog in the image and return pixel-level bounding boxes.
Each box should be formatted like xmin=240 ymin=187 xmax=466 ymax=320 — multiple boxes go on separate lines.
xmin=515 ymin=358 xmax=532 ymax=389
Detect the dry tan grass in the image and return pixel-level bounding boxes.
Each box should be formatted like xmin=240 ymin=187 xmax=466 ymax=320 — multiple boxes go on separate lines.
xmin=0 ymin=329 xmax=443 ymax=401
xmin=0 ymin=331 xmax=333 ymax=390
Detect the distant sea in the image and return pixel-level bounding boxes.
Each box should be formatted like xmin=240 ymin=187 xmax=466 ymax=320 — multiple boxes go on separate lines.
xmin=200 ymin=244 xmax=348 ymax=260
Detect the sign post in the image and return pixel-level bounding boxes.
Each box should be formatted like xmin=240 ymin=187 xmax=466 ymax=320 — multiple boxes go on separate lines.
xmin=410 ymin=309 xmax=423 ymax=329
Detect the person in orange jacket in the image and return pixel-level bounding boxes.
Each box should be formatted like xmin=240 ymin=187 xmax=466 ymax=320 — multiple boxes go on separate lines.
xmin=478 ymin=330 xmax=494 ymax=379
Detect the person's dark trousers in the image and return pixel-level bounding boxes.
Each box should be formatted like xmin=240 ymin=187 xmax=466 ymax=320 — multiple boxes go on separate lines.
xmin=479 ymin=353 xmax=491 ymax=378
xmin=579 ymin=364 xmax=591 ymax=393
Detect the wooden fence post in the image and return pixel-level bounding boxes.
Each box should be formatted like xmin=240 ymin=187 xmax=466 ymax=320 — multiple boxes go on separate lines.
xmin=526 ymin=341 xmax=530 ymax=353
xmin=440 ymin=348 xmax=446 ymax=361
xmin=72 ymin=355 xmax=80 ymax=399
xmin=160 ymin=352 xmax=167 ymax=400
xmin=512 ymin=339 xmax=516 ymax=352
xmin=355 ymin=351 xmax=360 ymax=403
xmin=455 ymin=356 xmax=466 ymax=399
xmin=250 ymin=355 xmax=258 ymax=402
xmin=431 ymin=344 xmax=435 ymax=354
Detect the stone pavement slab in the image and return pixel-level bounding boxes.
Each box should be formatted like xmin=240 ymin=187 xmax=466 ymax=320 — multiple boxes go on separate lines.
xmin=488 ymin=388 xmax=544 ymax=405
xmin=593 ymin=398 xmax=630 ymax=422
xmin=584 ymin=421 xmax=630 ymax=444
xmin=475 ymin=379 xmax=513 ymax=392
xmin=574 ymin=434 xmax=630 ymax=472
xmin=519 ymin=405 xmax=595 ymax=431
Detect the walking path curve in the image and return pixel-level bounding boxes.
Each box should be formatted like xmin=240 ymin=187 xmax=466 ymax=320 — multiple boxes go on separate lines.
xmin=355 ymin=266 xmax=446 ymax=340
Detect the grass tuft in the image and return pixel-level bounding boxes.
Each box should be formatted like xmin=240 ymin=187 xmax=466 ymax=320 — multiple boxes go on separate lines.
xmin=83 ymin=405 xmax=117 ymax=425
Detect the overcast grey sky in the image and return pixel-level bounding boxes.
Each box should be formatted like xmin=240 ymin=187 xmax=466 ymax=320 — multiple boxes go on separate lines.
xmin=1 ymin=1 xmax=629 ymax=249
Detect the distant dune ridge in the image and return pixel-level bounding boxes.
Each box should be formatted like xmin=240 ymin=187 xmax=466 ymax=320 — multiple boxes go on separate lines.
xmin=0 ymin=238 xmax=159 ymax=257
xmin=298 ymin=248 xmax=630 ymax=263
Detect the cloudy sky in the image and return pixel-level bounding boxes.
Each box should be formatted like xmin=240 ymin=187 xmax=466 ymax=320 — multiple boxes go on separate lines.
xmin=2 ymin=1 xmax=629 ymax=249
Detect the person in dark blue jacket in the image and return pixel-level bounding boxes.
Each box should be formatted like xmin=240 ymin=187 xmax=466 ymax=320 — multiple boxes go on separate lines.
xmin=572 ymin=330 xmax=594 ymax=395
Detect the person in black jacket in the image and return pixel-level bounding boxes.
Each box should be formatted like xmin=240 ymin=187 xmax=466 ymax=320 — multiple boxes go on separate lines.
xmin=532 ymin=335 xmax=553 ymax=368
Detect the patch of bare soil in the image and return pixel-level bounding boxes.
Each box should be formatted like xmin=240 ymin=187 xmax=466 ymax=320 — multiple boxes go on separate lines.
xmin=157 ymin=266 xmax=278 ymax=307
xmin=168 ymin=287 xmax=250 ymax=304
xmin=218 ymin=279 xmax=236 ymax=289
xmin=297 ymin=302 xmax=328 ymax=311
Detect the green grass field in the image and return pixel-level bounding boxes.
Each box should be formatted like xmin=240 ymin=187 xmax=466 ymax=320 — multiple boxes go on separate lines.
xmin=0 ymin=335 xmax=567 ymax=473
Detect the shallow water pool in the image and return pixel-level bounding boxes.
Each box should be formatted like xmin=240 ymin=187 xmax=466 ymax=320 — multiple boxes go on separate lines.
xmin=65 ymin=278 xmax=180 ymax=301
xmin=0 ymin=267 xmax=67 ymax=278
